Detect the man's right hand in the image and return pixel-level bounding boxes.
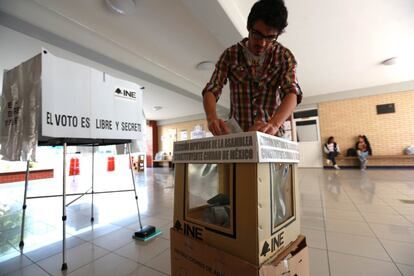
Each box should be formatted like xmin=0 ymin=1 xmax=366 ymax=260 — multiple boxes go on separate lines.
xmin=203 ymin=91 xmax=229 ymax=136
xmin=208 ymin=118 xmax=230 ymax=136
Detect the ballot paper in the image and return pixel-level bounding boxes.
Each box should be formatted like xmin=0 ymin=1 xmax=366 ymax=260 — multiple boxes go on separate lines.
xmin=225 ymin=118 xmax=243 ymax=134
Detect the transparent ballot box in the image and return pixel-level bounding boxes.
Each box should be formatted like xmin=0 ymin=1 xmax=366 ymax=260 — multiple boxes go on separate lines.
xmin=186 ymin=164 xmax=234 ymax=234
xmin=173 ymin=132 xmax=300 ymax=266
xmin=271 ymin=163 xmax=294 ymax=233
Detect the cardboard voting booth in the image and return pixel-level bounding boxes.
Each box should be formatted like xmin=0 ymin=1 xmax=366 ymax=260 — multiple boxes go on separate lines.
xmin=0 ymin=49 xmax=145 ymax=270
xmin=0 ymin=49 xmax=144 ymax=161
xmin=172 ymin=131 xmax=301 ymax=266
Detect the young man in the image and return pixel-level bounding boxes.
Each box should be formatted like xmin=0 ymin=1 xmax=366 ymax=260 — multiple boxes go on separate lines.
xmin=202 ymin=0 xmax=302 ymax=136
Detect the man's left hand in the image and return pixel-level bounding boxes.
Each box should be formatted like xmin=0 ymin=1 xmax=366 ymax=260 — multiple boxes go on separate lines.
xmin=249 ymin=121 xmax=279 ymax=135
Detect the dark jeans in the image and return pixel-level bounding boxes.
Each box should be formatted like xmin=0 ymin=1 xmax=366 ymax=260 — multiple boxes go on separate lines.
xmin=327 ymin=152 xmax=338 ymax=165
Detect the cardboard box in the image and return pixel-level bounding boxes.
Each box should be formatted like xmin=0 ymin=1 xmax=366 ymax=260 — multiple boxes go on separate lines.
xmin=170 ymin=228 xmax=309 ymax=276
xmin=172 ymin=131 xmax=301 ymax=266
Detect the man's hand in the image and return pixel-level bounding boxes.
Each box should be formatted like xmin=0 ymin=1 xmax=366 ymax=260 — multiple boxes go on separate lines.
xmin=203 ymin=92 xmax=229 ymax=136
xmin=208 ymin=118 xmax=230 ymax=136
xmin=249 ymin=121 xmax=279 ymax=136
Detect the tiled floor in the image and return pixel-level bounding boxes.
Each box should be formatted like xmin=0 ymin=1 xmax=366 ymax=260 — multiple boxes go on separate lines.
xmin=0 ymin=167 xmax=413 ymax=275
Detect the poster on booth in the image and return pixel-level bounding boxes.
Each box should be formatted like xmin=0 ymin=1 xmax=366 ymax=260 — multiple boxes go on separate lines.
xmin=41 ymin=49 xmax=144 ymax=141
xmin=0 ymin=54 xmax=41 ymax=161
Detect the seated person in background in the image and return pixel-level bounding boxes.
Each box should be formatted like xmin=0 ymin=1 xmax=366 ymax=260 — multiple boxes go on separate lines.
xmin=323 ymin=136 xmax=340 ymax=169
xmin=355 ymin=135 xmax=372 ymax=170
xmin=154 ymin=151 xmax=165 ymax=161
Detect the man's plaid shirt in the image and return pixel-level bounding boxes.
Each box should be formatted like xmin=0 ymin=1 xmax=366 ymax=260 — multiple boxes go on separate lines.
xmin=203 ymin=38 xmax=303 ymax=132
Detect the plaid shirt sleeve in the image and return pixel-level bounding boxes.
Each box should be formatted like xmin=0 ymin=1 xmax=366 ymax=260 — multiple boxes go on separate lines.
xmin=279 ymin=48 xmax=303 ymax=104
xmin=202 ymin=49 xmax=229 ymax=101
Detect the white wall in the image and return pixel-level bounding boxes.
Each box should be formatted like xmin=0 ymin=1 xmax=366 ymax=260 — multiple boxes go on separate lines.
xmin=0 ymin=25 xmax=41 ymax=93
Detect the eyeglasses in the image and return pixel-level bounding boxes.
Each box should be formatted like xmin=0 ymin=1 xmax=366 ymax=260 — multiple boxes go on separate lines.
xmin=250 ymin=29 xmax=278 ymax=42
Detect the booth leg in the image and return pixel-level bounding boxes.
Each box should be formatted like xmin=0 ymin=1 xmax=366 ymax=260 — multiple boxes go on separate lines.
xmin=91 ymin=145 xmax=95 ymax=222
xmin=127 ymin=143 xmax=143 ymax=229
xmin=61 ymin=143 xmax=68 ymax=271
xmin=19 ymin=160 xmax=30 ymax=249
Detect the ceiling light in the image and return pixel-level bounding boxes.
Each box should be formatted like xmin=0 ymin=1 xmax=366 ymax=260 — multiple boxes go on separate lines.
xmin=105 ymin=0 xmax=136 ymax=15
xmin=381 ymin=57 xmax=398 ymax=66
xmin=196 ymin=61 xmax=215 ymax=71
xmin=152 ymin=106 xmax=162 ymax=111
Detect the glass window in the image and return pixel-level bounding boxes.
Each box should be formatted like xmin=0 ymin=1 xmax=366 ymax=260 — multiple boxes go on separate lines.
xmin=185 ymin=163 xmax=233 ymax=234
xmin=271 ymin=163 xmax=294 ymax=232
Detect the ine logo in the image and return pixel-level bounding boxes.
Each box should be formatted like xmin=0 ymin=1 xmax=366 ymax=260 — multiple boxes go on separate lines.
xmin=174 ymin=220 xmax=182 ymax=231
xmin=114 ymin=88 xmax=137 ymax=101
xmin=174 ymin=220 xmax=203 ymax=241
xmin=260 ymin=232 xmax=285 ymax=257
xmin=261 ymin=241 xmax=271 ymax=257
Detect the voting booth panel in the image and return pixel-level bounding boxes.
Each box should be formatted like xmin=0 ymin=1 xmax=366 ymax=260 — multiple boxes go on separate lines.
xmin=172 ymin=132 xmax=301 ymax=266
xmin=41 ymin=50 xmax=144 ymax=140
xmin=0 ymin=49 xmax=144 ymax=161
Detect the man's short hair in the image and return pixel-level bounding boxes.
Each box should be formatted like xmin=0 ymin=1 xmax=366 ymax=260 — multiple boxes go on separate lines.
xmin=247 ymin=0 xmax=288 ymax=33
